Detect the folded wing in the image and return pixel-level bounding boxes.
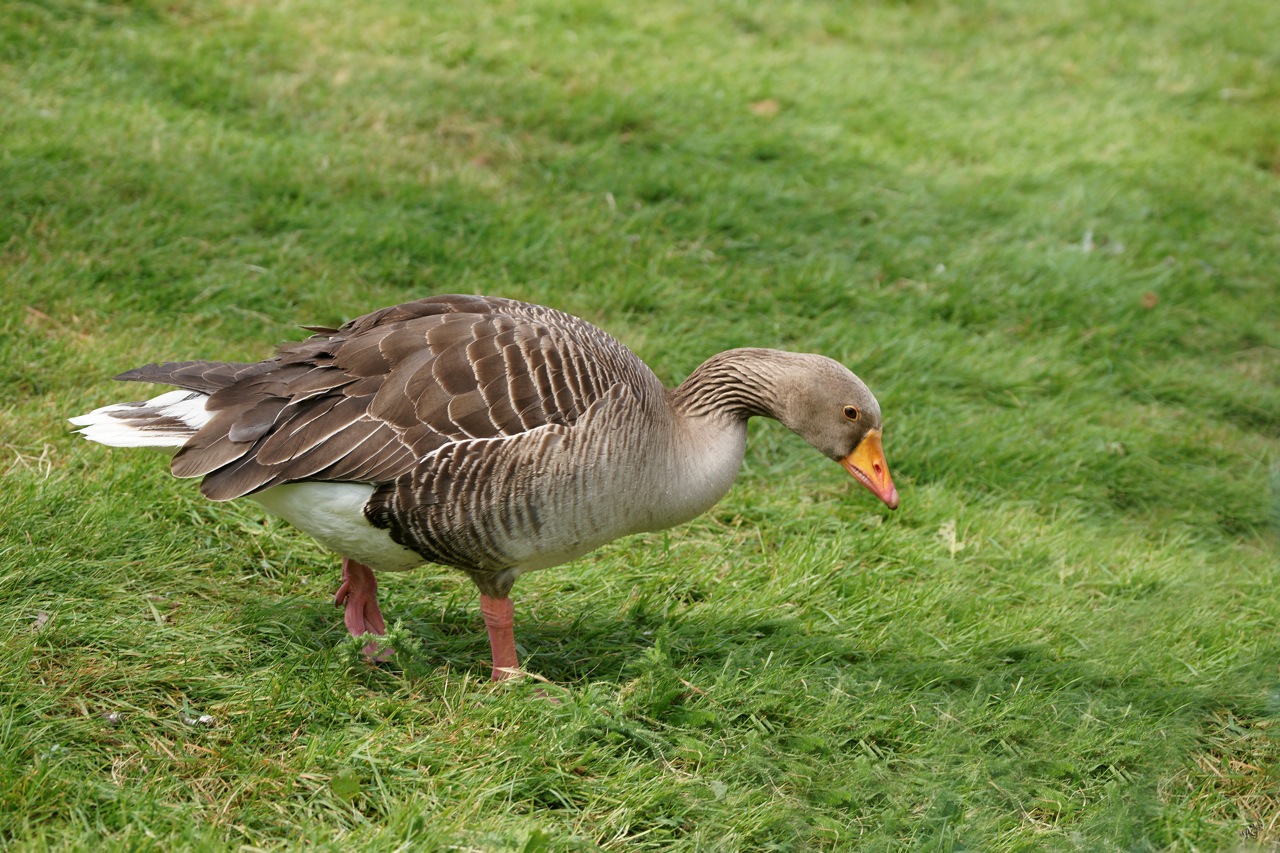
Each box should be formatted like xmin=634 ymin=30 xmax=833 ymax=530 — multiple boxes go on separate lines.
xmin=117 ymin=295 xmax=654 ymax=501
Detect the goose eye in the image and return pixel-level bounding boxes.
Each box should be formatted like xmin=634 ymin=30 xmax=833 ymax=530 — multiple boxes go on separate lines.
xmin=843 ymin=405 xmax=859 ymax=422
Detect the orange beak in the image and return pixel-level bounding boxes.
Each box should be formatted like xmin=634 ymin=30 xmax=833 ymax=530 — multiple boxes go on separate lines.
xmin=840 ymin=429 xmax=899 ymax=510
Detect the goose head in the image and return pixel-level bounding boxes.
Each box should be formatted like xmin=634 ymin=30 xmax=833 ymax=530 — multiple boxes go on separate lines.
xmin=769 ymin=353 xmax=900 ymax=510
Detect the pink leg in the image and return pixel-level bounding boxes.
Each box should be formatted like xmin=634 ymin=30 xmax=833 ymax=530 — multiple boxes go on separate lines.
xmin=333 ymin=557 xmax=392 ymax=662
xmin=479 ymin=594 xmax=519 ymax=681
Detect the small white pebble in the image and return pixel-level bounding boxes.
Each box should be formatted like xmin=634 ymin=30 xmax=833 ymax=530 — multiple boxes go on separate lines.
xmin=102 ymin=711 xmax=122 ymax=726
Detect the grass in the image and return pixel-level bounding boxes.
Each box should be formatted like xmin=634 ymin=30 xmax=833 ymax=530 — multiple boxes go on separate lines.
xmin=3 ymin=0 xmax=1279 ymax=848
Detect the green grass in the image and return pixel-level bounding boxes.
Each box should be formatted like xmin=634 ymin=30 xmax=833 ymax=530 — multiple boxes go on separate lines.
xmin=3 ymin=0 xmax=1279 ymax=848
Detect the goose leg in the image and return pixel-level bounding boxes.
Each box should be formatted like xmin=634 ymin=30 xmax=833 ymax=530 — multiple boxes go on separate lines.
xmin=334 ymin=557 xmax=392 ymax=662
xmin=479 ymin=594 xmax=519 ymax=681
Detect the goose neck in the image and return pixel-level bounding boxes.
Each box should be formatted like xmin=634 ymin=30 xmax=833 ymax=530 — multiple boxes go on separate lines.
xmin=668 ymin=348 xmax=789 ymax=422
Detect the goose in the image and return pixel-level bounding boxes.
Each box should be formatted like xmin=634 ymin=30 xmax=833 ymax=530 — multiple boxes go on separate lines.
xmin=70 ymin=294 xmax=899 ymax=680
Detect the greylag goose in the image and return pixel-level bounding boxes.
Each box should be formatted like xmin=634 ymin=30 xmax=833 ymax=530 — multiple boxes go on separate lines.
xmin=71 ymin=295 xmax=898 ymax=679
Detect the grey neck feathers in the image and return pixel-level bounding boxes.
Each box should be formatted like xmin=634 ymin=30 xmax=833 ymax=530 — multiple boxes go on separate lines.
xmin=669 ymin=348 xmax=797 ymax=421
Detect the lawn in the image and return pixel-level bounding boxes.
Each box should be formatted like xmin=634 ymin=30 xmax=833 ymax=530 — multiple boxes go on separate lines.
xmin=3 ymin=0 xmax=1279 ymax=849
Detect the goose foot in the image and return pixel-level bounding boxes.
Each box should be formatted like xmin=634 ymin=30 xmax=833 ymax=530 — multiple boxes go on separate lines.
xmin=334 ymin=557 xmax=392 ymax=662
xmin=479 ymin=593 xmax=520 ymax=681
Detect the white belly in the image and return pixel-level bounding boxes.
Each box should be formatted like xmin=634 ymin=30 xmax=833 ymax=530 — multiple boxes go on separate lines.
xmin=250 ymin=482 xmax=425 ymax=572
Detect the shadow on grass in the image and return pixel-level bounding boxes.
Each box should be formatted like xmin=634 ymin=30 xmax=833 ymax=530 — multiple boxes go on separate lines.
xmin=247 ymin=588 xmax=1258 ymax=726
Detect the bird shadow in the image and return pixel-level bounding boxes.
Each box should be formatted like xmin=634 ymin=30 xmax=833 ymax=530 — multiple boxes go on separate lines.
xmin=247 ymin=587 xmax=1258 ymax=738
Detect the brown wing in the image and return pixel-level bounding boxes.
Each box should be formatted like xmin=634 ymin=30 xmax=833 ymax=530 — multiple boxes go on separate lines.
xmin=141 ymin=295 xmax=658 ymax=501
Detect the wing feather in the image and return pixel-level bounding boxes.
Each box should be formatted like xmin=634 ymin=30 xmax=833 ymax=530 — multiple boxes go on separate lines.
xmin=141 ymin=295 xmax=661 ymax=500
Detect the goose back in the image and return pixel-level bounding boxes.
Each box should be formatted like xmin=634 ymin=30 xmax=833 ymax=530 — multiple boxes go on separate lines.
xmin=118 ymin=295 xmax=665 ymax=501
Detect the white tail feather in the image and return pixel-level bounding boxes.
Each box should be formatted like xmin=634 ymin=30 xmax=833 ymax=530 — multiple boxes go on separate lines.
xmin=70 ymin=389 xmax=212 ymax=448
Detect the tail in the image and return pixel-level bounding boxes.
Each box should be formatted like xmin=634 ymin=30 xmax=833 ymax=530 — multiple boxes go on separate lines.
xmin=69 ymin=360 xmax=257 ymax=449
xmin=69 ymin=389 xmax=212 ymax=448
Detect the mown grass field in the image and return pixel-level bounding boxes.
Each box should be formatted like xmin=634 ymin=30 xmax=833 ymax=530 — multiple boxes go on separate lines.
xmin=3 ymin=0 xmax=1279 ymax=849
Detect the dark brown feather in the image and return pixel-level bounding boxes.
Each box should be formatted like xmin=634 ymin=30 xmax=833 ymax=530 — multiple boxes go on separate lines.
xmin=116 ymin=361 xmax=264 ymax=394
